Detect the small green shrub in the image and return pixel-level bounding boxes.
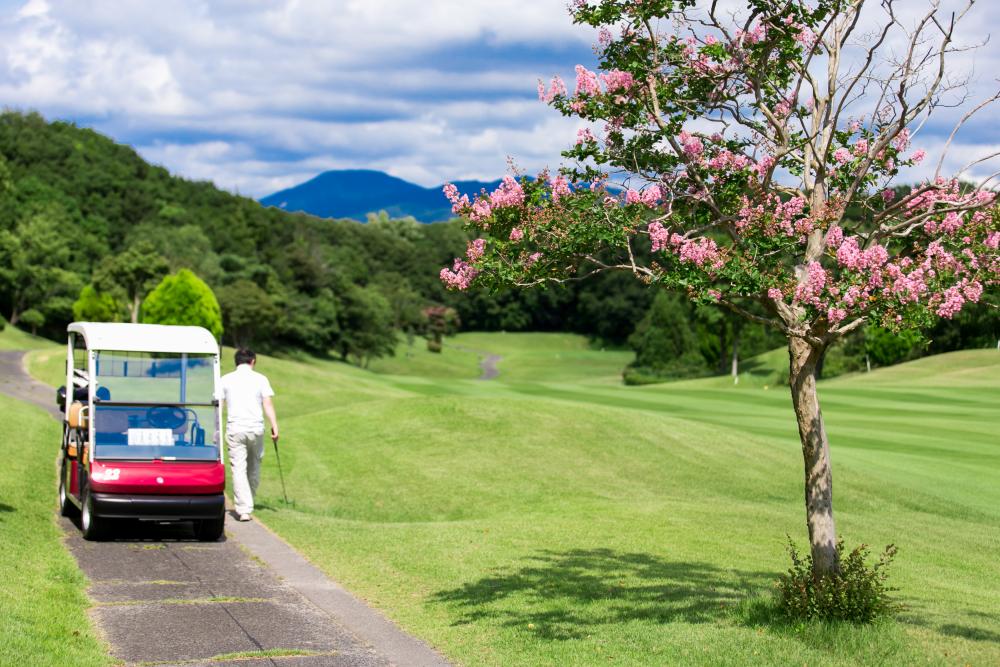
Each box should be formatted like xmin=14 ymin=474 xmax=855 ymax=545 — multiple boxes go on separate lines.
xmin=777 ymin=538 xmax=899 ymax=623
xmin=426 ymin=339 xmax=442 ymax=353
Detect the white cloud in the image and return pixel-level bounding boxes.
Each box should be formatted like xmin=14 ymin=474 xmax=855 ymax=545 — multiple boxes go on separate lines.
xmin=0 ymin=0 xmax=997 ymax=197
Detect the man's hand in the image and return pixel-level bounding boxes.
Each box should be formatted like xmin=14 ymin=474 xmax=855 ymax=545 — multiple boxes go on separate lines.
xmin=263 ymin=396 xmax=279 ymax=444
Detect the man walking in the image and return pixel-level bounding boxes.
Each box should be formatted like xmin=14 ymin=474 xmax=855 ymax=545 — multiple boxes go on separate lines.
xmin=219 ymin=348 xmax=279 ymax=521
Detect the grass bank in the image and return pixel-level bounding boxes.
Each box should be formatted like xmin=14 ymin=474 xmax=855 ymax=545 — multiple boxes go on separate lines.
xmin=0 ymin=392 xmax=111 ymax=665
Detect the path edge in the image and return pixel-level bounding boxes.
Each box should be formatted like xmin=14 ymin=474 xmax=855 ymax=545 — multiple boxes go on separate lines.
xmin=226 ymin=515 xmax=451 ymax=667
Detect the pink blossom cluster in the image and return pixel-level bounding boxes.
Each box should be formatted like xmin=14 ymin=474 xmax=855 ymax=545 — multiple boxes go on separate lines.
xmin=834 ymin=236 xmax=889 ymax=272
xmin=736 ymin=194 xmax=811 ymax=237
xmin=647 ymin=222 xmax=723 ymax=270
xmin=599 ymin=69 xmax=634 ymax=92
xmin=708 ymin=149 xmax=752 ymax=171
xmin=648 ymin=221 xmax=671 ymax=252
xmin=443 ymin=176 xmax=526 ymax=223
xmin=574 ymin=65 xmax=601 ymax=97
xmin=466 ymin=238 xmax=486 ymax=261
xmin=826 ymin=225 xmax=844 ymax=248
xmin=490 ymin=175 xmax=526 ymax=209
xmin=576 ymin=128 xmax=596 ymax=145
xmin=783 ymin=15 xmax=816 ymax=47
xmin=440 ymin=259 xmax=478 ymax=290
xmin=773 ymin=96 xmax=795 ymax=119
xmin=892 ymin=128 xmax=910 ymax=152
xmin=509 ymin=228 xmax=524 ymax=242
xmin=549 ymin=174 xmax=572 ymax=202
xmin=794 ymin=261 xmax=827 ymax=307
xmin=443 ymin=183 xmax=470 ymax=215
xmin=931 ymin=279 xmax=983 ymax=318
xmin=538 ymin=76 xmax=568 ymax=103
xmin=755 ymin=155 xmax=775 ymax=177
xmin=677 ymin=131 xmax=704 ymax=157
xmin=736 ymin=23 xmax=766 ymax=45
xmin=624 ymin=185 xmax=661 ymax=208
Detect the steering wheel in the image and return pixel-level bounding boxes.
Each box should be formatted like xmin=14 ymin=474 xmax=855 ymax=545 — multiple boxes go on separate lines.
xmin=146 ymin=406 xmax=187 ymax=430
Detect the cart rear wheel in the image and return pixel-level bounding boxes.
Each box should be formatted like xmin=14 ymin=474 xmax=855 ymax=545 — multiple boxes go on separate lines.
xmin=194 ymin=516 xmax=225 ymax=542
xmin=80 ymin=486 xmax=107 ymax=541
xmin=57 ymin=466 xmax=76 ymax=518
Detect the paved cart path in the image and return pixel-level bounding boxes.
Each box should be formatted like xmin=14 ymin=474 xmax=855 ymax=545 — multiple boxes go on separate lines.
xmin=1 ymin=350 xmax=449 ymax=667
xmin=440 ymin=343 xmax=502 ymax=380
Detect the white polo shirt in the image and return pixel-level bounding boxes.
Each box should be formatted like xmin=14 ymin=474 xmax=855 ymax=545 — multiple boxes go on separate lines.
xmin=218 ymin=364 xmax=275 ymax=435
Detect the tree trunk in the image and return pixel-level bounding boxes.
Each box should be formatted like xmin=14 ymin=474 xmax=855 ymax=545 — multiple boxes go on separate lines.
xmin=731 ymin=328 xmax=740 ymax=385
xmin=788 ymin=336 xmax=840 ymax=577
xmin=130 ymin=295 xmax=140 ymax=324
xmin=8 ymin=307 xmax=18 ymax=326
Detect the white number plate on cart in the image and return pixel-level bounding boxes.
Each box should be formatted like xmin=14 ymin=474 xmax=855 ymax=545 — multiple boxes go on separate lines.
xmin=127 ymin=428 xmax=174 ymax=446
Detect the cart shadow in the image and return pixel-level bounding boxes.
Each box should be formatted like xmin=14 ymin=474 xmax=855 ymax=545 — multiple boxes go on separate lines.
xmin=431 ymin=548 xmax=774 ymax=640
xmin=0 ymin=502 xmax=14 ymax=513
xmin=64 ymin=515 xmax=226 ymax=543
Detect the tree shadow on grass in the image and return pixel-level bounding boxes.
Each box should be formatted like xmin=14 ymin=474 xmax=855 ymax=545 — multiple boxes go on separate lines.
xmin=431 ymin=548 xmax=775 ymax=640
xmin=0 ymin=502 xmax=14 ymax=512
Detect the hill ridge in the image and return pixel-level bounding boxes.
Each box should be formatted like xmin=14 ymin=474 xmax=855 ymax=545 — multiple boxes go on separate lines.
xmin=260 ymin=169 xmax=503 ymax=222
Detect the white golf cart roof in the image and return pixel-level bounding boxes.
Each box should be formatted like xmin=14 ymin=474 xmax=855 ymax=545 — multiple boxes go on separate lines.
xmin=68 ymin=322 xmax=219 ymax=355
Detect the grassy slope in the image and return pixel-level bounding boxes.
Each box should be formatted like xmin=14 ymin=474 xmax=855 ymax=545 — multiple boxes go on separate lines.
xmin=18 ymin=327 xmax=1000 ymax=665
xmin=260 ymin=344 xmax=999 ymax=666
xmin=0 ymin=391 xmax=112 ymax=665
xmin=369 ymin=332 xmax=634 ymax=385
xmin=0 ymin=324 xmax=60 ymax=351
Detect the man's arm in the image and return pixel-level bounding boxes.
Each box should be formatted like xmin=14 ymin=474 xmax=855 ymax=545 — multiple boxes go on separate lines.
xmin=262 ymin=396 xmax=279 ymax=441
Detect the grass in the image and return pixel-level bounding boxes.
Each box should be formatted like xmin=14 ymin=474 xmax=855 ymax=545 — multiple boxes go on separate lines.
xmin=8 ymin=324 xmax=1000 ymax=665
xmin=0 ymin=392 xmax=112 ymax=665
xmin=0 ymin=323 xmax=59 ymax=350
xmin=254 ymin=341 xmax=1000 ymax=665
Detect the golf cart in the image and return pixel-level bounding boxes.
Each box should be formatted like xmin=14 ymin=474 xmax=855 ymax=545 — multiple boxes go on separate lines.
xmin=57 ymin=323 xmax=226 ymax=541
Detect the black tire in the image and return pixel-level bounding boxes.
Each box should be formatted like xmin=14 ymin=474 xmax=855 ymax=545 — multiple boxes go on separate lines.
xmin=57 ymin=464 xmax=76 ymax=518
xmin=194 ymin=516 xmax=225 ymax=542
xmin=80 ymin=486 xmax=108 ymax=541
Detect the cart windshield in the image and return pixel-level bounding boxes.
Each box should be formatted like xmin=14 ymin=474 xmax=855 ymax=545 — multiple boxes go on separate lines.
xmin=92 ymin=351 xmax=219 ymax=461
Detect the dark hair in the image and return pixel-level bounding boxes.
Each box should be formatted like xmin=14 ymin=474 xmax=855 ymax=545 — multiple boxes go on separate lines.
xmin=234 ymin=348 xmax=256 ymax=366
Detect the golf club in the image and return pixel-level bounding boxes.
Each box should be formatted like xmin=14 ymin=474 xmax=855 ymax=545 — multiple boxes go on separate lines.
xmin=272 ymin=435 xmax=289 ymax=504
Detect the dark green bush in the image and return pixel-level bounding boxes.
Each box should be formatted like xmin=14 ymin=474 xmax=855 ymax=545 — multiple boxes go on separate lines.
xmin=777 ymin=538 xmax=899 ymax=623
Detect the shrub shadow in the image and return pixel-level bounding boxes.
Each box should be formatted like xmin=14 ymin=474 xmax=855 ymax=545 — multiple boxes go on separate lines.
xmin=938 ymin=624 xmax=1000 ymax=643
xmin=431 ymin=548 xmax=774 ymax=640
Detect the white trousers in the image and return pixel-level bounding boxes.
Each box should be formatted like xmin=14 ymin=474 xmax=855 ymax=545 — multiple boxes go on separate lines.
xmin=227 ymin=430 xmax=264 ymax=515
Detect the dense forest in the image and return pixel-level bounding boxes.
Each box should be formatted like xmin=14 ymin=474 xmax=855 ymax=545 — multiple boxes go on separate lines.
xmin=0 ymin=111 xmax=995 ymax=378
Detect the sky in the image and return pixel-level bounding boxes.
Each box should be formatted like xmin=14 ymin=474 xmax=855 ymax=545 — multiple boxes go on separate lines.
xmin=1 ymin=0 xmax=998 ymax=198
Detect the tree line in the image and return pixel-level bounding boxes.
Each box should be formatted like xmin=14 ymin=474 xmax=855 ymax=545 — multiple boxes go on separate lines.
xmin=0 ymin=111 xmax=993 ymax=376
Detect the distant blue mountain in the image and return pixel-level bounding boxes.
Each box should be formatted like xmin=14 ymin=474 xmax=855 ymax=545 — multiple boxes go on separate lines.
xmin=259 ymin=169 xmax=502 ymax=222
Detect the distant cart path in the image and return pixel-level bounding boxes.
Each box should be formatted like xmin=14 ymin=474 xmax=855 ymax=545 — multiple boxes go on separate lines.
xmin=443 ymin=343 xmax=502 ymax=380
xmin=0 ymin=350 xmax=450 ymax=667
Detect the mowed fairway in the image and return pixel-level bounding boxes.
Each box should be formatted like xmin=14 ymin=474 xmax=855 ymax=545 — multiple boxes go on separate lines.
xmin=21 ymin=332 xmax=1000 ymax=665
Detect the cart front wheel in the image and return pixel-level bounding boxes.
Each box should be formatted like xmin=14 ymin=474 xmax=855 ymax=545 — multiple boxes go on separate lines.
xmin=80 ymin=487 xmax=107 ymax=541
xmin=194 ymin=516 xmax=225 ymax=542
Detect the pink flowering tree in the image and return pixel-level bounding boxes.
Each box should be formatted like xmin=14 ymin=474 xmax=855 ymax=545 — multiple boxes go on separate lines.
xmin=441 ymin=0 xmax=1000 ymax=578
